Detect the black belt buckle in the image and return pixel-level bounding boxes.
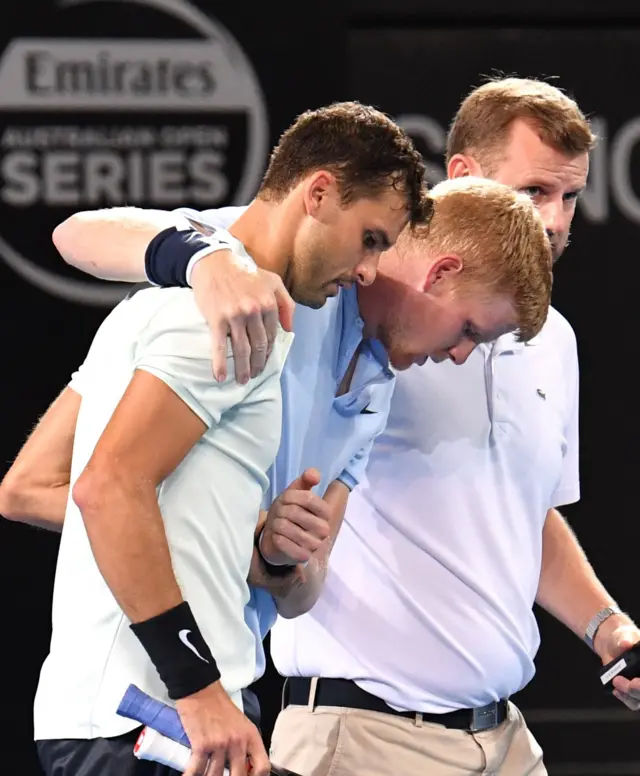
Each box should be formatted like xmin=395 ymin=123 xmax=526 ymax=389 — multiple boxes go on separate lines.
xmin=470 ymin=701 xmax=499 ymax=732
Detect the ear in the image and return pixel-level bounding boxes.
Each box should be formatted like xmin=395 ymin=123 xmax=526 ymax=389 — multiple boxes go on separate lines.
xmin=423 ymin=255 xmax=463 ymax=293
xmin=447 ymin=153 xmax=484 ymax=180
xmin=302 ymin=170 xmax=339 ymax=216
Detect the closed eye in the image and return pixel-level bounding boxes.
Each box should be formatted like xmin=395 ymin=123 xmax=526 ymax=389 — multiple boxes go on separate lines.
xmin=462 ymin=323 xmax=479 ymax=341
xmin=363 ymin=231 xmax=378 ymax=250
xmin=363 ymin=229 xmax=391 ymax=252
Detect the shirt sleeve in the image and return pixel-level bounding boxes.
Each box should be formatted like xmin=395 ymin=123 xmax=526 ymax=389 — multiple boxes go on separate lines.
xmin=172 ymin=206 xmax=206 ymax=226
xmin=337 ymin=375 xmax=396 ymax=491
xmin=68 ymin=365 xmax=86 ymax=396
xmin=551 ymin=327 xmax=580 ymax=507
xmin=133 ymin=293 xmax=254 ymax=428
xmin=172 ymin=207 xmax=226 ymax=233
xmin=67 ymin=306 xmax=122 ymax=396
xmin=337 ymin=438 xmax=375 ymax=492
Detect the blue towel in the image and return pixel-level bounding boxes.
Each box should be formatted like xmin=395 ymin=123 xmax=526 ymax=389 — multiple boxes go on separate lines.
xmin=117 ymin=684 xmax=190 ymax=747
xmin=117 ymin=684 xmax=304 ymax=776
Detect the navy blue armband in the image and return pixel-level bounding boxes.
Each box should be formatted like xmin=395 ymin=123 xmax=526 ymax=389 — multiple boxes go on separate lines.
xmin=144 ymin=227 xmax=231 ymax=288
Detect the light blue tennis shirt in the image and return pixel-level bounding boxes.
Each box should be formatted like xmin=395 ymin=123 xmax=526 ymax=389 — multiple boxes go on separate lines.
xmin=177 ymin=206 xmax=396 ymax=680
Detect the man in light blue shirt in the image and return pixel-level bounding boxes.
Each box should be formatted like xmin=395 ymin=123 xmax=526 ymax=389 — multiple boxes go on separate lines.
xmin=177 ymin=206 xmax=396 ymax=681
xmin=34 ymin=182 xmax=551 ymax=711
xmin=3 ymin=179 xmax=552 ymax=750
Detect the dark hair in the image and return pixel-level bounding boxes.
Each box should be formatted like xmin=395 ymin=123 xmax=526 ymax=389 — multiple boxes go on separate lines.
xmin=258 ymin=101 xmax=430 ymax=226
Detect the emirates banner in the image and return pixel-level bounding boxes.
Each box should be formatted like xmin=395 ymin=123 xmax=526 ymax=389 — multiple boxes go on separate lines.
xmin=0 ymin=1 xmax=344 ymax=771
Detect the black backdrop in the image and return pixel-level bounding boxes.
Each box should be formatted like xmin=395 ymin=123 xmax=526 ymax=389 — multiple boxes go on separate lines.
xmin=1 ymin=2 xmax=638 ymax=775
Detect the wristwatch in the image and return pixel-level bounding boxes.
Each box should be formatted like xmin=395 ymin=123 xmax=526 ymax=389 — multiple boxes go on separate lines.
xmin=584 ymin=605 xmax=623 ymax=651
xmin=256 ymin=526 xmax=297 ymax=578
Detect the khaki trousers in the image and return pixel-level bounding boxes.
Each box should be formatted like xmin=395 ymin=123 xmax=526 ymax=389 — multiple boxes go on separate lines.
xmin=270 ymin=694 xmax=546 ymax=776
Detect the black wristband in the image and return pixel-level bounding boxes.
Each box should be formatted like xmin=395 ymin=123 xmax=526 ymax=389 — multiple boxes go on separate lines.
xmin=255 ymin=527 xmax=297 ymax=578
xmin=130 ymin=602 xmax=221 ymax=700
xmin=144 ymin=226 xmax=231 ymax=288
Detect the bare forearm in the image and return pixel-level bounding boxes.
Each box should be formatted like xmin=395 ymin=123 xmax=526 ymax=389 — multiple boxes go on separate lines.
xmin=0 ymin=480 xmax=68 ymax=531
xmin=0 ymin=387 xmax=79 ymax=532
xmin=274 ymin=480 xmax=349 ymax=618
xmin=73 ymin=471 xmax=182 ymax=622
xmin=53 ymin=207 xmax=184 ymax=281
xmin=536 ymin=508 xmax=619 ymax=640
xmin=247 ymin=546 xmax=323 ymax=616
xmin=274 ymin=552 xmax=328 ymax=618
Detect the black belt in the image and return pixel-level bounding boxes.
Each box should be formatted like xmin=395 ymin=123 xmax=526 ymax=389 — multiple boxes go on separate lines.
xmin=285 ymin=678 xmax=508 ymax=733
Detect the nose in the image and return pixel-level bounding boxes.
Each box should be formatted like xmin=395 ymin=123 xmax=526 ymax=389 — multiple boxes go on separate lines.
xmin=447 ymin=340 xmax=477 ymax=365
xmin=354 ymin=253 xmax=380 ymax=287
xmin=538 ymin=199 xmax=565 ymax=239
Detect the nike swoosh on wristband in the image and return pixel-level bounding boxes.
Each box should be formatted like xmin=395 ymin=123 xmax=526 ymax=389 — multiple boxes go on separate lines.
xmin=178 ymin=629 xmax=210 ymax=663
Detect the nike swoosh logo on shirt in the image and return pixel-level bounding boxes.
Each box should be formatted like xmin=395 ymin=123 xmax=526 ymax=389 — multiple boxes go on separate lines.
xmin=360 ymin=404 xmax=376 ymax=414
xmin=178 ymin=629 xmax=210 ymax=663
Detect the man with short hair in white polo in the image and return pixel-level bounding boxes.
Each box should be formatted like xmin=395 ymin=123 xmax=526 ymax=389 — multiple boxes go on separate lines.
xmin=268 ymin=79 xmax=640 ymax=776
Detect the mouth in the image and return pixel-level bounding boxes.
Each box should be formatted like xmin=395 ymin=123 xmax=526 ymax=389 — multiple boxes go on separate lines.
xmin=323 ymin=279 xmax=353 ymax=296
xmin=390 ymin=354 xmax=427 ymax=371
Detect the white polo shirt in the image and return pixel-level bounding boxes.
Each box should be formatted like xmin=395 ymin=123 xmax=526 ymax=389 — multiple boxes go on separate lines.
xmin=34 ymin=232 xmax=293 ymax=740
xmin=271 ymin=306 xmax=579 ymax=712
